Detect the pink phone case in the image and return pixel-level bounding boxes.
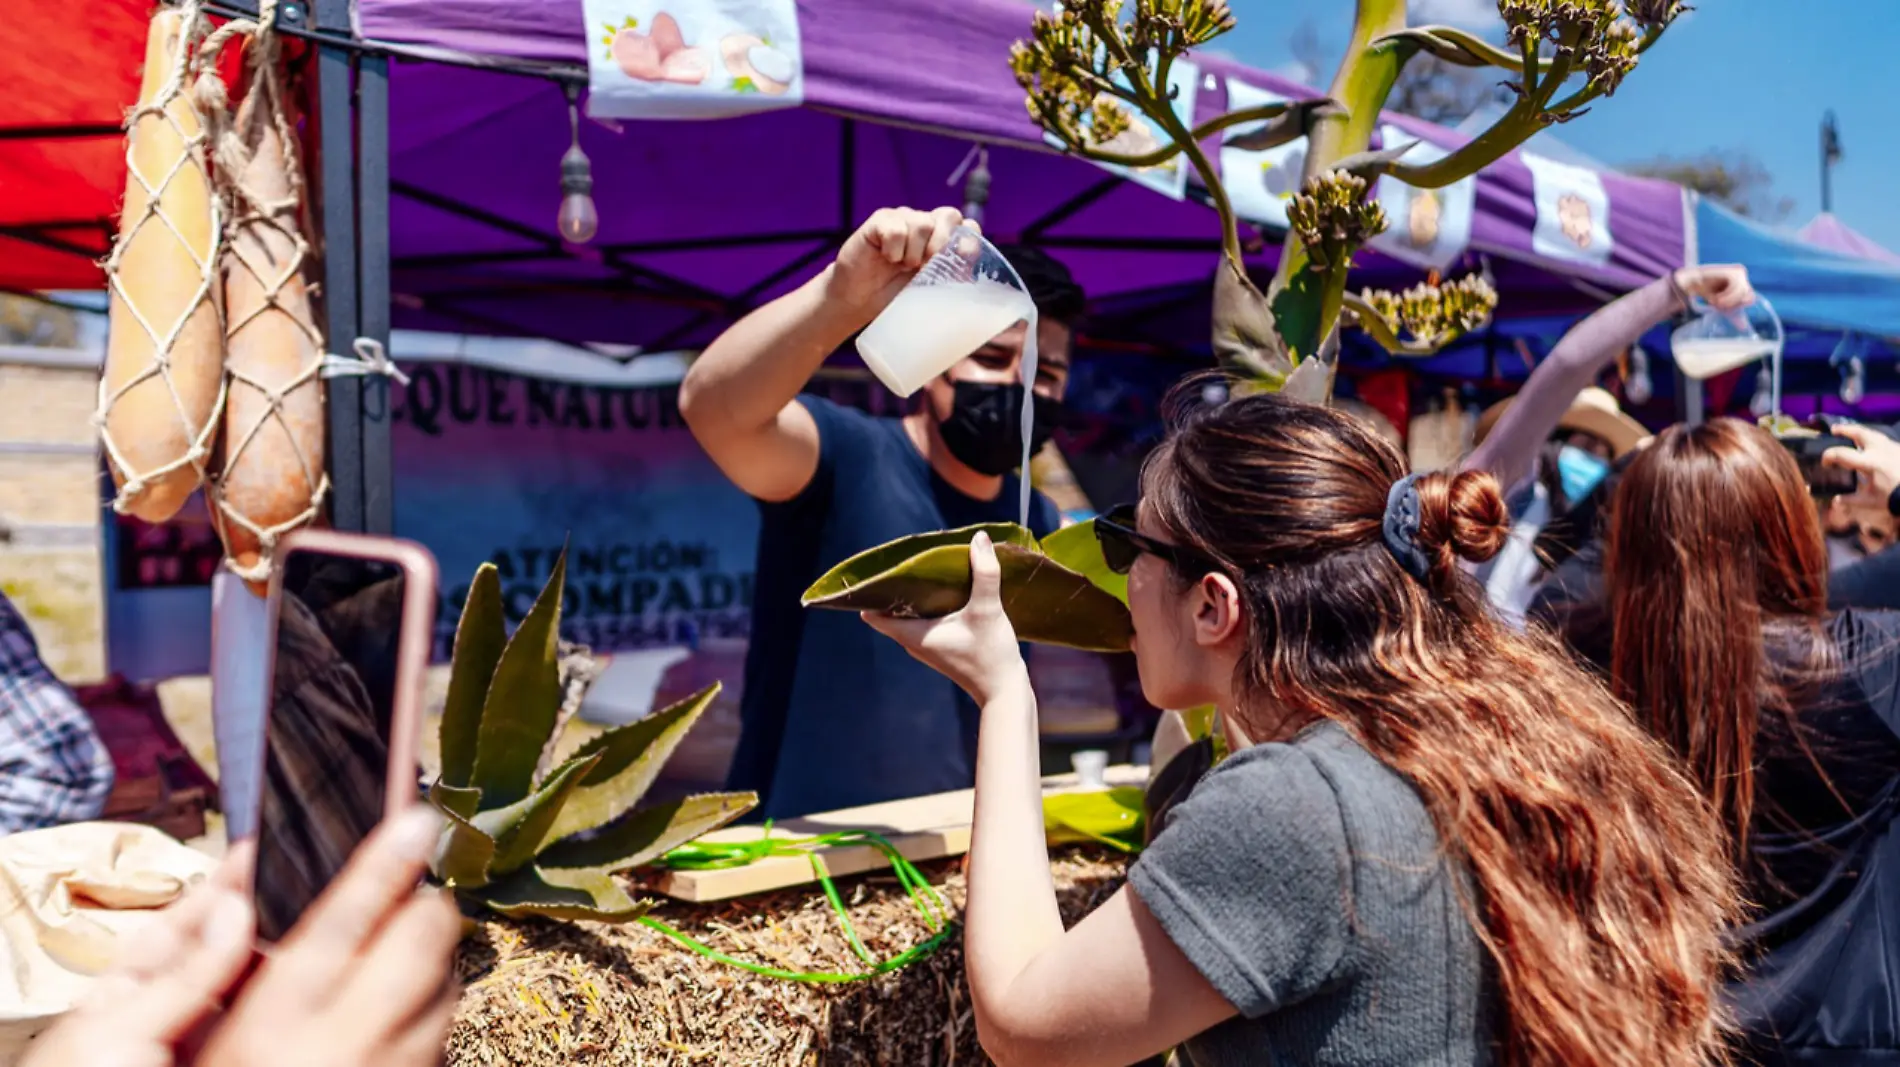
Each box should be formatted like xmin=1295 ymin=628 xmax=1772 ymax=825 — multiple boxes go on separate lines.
xmin=259 ymin=529 xmax=440 ymax=820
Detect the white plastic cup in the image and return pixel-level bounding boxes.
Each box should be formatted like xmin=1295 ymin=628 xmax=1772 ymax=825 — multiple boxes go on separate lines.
xmin=855 ymin=224 xmax=1035 ymax=397
xmin=1071 ymin=749 xmax=1109 ymax=789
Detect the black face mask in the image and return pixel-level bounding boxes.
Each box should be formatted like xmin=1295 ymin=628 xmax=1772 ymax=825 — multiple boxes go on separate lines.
xmin=936 ymin=380 xmax=1062 ymax=477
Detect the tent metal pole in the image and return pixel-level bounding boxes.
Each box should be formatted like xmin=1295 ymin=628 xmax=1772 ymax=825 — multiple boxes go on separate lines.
xmin=358 ymin=53 xmax=396 ymax=535
xmin=313 ymin=0 xmax=366 ymax=533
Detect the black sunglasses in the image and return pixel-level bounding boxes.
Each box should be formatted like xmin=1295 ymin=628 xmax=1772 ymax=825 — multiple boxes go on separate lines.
xmin=1094 ymin=504 xmax=1218 ymax=576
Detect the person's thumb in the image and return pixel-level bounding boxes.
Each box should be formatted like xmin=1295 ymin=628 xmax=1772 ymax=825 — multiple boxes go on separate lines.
xmin=968 ymin=532 xmax=1004 ymax=606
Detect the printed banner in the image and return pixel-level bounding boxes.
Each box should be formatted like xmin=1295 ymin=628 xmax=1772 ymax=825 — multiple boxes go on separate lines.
xmin=1368 ymin=125 xmax=1477 ymax=271
xmin=104 ymin=360 xmax=766 ymax=681
xmin=584 ymin=0 xmax=804 ymax=120
xmin=1219 ymin=79 xmax=1306 ymax=230
xmin=1046 ymin=59 xmax=1199 ymax=201
xmin=1525 ymin=152 xmax=1615 ymax=268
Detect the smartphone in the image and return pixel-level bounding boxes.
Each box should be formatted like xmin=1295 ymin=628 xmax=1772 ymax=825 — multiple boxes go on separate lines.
xmin=1778 ymin=432 xmax=1859 ymax=499
xmin=253 ymin=530 xmax=438 ymax=942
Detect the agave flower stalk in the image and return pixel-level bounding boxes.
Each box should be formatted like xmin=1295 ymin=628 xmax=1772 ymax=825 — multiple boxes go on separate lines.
xmin=1013 ymin=0 xmax=1687 ymax=399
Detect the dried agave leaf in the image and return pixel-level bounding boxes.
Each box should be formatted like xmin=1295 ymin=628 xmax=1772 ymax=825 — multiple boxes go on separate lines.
xmin=802 ymin=524 xmax=1132 ymax=652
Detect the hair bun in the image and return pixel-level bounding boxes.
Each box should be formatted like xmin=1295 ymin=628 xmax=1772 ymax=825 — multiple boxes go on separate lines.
xmin=1414 ymin=469 xmax=1510 ymax=573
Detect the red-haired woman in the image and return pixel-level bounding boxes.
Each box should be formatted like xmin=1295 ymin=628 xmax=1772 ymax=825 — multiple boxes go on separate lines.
xmin=1600 ymin=418 xmax=1900 ymax=1064
xmin=865 ymin=386 xmax=1736 ymax=1067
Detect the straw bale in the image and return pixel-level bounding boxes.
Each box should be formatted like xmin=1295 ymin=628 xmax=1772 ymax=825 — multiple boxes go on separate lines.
xmin=446 ymin=847 xmax=1129 ymax=1066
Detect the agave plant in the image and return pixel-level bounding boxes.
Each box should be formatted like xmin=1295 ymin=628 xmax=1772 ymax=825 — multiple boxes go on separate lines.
xmin=1011 ymin=0 xmax=1686 ymax=399
xmin=428 ymin=553 xmax=756 ymax=921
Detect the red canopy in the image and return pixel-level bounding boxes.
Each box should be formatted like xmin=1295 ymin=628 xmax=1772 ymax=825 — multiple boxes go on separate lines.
xmin=1 ymin=0 xmax=149 ymax=290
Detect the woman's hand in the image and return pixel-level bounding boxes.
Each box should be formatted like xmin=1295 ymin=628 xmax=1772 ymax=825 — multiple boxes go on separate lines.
xmin=1672 ymin=264 xmax=1755 ymax=312
xmin=823 ymin=206 xmax=970 ymax=317
xmin=1825 ymin=423 xmax=1900 ymax=513
xmin=21 ymin=847 xmax=258 ymax=1067
xmin=862 ymin=532 xmax=1028 ymax=706
xmin=195 ymin=806 xmax=461 ymax=1067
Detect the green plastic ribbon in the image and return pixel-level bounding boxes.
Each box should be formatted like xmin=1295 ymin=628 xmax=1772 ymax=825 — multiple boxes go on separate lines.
xmin=643 ymin=824 xmax=953 ymax=984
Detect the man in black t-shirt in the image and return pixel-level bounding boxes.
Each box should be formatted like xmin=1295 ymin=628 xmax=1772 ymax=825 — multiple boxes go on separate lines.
xmin=680 ymin=207 xmax=1083 ymax=819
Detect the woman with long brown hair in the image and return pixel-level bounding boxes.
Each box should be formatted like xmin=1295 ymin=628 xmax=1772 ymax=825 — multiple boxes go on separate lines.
xmin=866 ymin=386 xmax=1736 ymax=1067
xmin=1603 ymin=418 xmax=1900 ymax=1064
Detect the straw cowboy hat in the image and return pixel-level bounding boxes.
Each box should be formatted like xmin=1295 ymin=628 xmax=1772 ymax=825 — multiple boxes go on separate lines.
xmin=1473 ymin=386 xmax=1648 ymax=458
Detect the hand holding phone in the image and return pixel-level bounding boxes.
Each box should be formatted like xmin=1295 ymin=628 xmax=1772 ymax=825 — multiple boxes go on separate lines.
xmin=1779 ymin=432 xmax=1860 ymax=499
xmin=1821 ymin=423 xmax=1900 ymax=516
xmin=253 ymin=531 xmax=438 ymax=942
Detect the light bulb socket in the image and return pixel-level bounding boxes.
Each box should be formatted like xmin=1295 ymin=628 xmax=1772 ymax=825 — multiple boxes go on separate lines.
xmin=560 ymin=144 xmax=593 ymax=197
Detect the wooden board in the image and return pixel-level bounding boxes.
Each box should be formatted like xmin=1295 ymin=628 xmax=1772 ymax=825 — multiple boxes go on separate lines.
xmin=652 ymin=764 xmax=1148 ymax=903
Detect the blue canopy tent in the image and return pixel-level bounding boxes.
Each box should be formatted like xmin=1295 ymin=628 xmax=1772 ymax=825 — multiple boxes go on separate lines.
xmin=1689 ymin=196 xmax=1900 ymax=421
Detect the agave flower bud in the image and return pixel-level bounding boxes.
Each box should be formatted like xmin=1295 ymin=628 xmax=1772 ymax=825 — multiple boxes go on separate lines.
xmin=1624 ymin=0 xmax=1689 ymax=29
xmin=1442 ymin=274 xmax=1500 ymax=332
xmin=1585 ymin=18 xmax=1640 ymax=96
xmin=1288 ymin=170 xmax=1389 ymax=272
xmin=1356 ymin=274 xmax=1498 ymax=350
xmin=1130 ymin=0 xmax=1237 ymax=51
xmin=1501 ymin=0 xmax=1553 ymax=53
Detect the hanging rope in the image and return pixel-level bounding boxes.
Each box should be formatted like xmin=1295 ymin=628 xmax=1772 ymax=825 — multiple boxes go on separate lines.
xmin=95 ymin=0 xmax=227 ymax=517
xmin=192 ymin=0 xmax=340 ymax=587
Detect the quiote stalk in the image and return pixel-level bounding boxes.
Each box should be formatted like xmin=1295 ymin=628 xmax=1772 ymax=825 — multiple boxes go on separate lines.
xmin=1010 ymin=0 xmax=1687 ymax=401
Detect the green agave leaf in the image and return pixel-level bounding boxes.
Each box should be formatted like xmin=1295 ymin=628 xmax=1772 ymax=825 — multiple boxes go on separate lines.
xmin=1279 ymin=355 xmax=1336 ymax=404
xmin=1040 ymin=521 xmax=1128 ymax=605
xmin=539 ymin=792 xmax=758 ymax=876
xmin=429 ymin=780 xmax=482 ymax=821
xmin=471 ymin=551 xmax=568 ymax=809
xmin=1214 ymin=259 xmax=1291 ymax=383
xmin=543 ymin=684 xmax=723 ymax=844
xmin=803 ymin=523 xmax=1034 ymax=604
xmin=803 ymin=526 xmax=1132 ymax=653
xmin=432 ymin=802 xmax=499 ymax=890
xmin=472 ymin=752 xmax=600 ymax=878
xmin=440 ymin=564 xmax=505 ymax=788
xmin=1044 ymin=786 xmax=1146 ymax=851
xmin=477 ymin=866 xmax=652 ymax=923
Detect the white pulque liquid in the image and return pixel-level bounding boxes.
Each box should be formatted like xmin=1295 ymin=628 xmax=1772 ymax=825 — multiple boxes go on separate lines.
xmin=1673 ymin=337 xmax=1778 ymax=381
xmin=855 ymin=279 xmax=1042 ymax=524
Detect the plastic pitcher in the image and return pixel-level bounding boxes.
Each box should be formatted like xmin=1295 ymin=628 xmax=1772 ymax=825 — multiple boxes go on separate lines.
xmin=1672 ymin=295 xmax=1783 ymax=382
xmin=856 ymin=225 xmax=1035 ymax=398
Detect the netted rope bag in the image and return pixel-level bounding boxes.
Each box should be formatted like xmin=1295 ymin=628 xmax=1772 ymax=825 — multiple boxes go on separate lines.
xmin=97 ymin=2 xmax=227 ymax=524
xmin=197 ymin=0 xmax=329 ymax=592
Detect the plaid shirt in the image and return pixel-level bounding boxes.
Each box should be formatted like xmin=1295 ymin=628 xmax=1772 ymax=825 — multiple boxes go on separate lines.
xmin=0 ymin=592 xmax=114 ymax=832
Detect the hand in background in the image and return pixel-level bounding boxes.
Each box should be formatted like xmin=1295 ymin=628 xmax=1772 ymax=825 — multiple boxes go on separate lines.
xmin=1672 ymin=264 xmax=1755 ymax=312
xmin=823 ymin=206 xmax=970 ymax=316
xmin=1825 ymin=423 xmax=1900 ymax=516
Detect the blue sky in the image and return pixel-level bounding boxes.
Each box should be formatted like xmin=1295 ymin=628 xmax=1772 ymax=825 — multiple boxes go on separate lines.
xmin=1213 ymin=0 xmax=1900 ymax=250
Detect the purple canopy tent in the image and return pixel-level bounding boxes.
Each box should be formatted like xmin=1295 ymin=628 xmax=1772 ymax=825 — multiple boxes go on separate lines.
xmin=246 ymin=0 xmax=1692 ymax=532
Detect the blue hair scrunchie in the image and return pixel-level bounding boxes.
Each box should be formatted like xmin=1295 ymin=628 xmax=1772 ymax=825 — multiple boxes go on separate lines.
xmin=1383 ymin=473 xmax=1431 ymax=583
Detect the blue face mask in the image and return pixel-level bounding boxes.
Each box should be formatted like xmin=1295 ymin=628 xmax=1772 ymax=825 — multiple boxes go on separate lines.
xmin=1555 ymin=444 xmax=1611 ymax=504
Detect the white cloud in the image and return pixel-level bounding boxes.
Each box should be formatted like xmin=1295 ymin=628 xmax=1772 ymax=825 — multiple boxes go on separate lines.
xmin=1408 ymin=0 xmax=1504 ymax=31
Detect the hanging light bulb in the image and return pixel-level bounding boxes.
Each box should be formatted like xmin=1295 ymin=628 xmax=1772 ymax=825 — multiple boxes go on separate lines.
xmin=1750 ymin=365 xmax=1775 ymax=418
xmin=557 ymin=84 xmax=598 ymax=244
xmin=1831 ymin=332 xmax=1867 ymax=406
xmin=961 ymin=146 xmax=991 ymax=226
xmin=1841 ymin=355 xmax=1866 ymax=405
xmin=1624 ymin=344 xmax=1654 ymax=406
